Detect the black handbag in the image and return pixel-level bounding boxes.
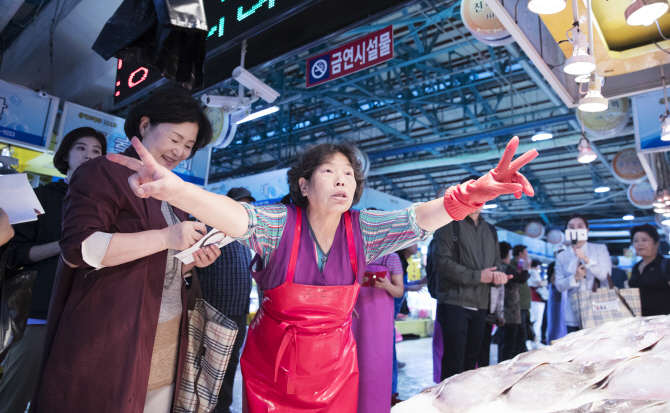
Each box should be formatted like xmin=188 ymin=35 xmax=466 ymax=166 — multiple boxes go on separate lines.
xmin=0 ymin=250 xmax=38 ymax=363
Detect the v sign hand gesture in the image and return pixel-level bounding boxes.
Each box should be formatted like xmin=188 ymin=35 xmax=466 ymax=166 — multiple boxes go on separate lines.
xmin=106 ymin=137 xmax=186 ymax=204
xmin=443 ymin=136 xmax=538 ymax=221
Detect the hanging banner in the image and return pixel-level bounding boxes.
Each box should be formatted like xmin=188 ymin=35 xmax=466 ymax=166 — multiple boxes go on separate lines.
xmin=577 ymin=98 xmax=630 ymax=139
xmin=460 ymin=0 xmax=514 ymax=47
xmin=306 ymin=26 xmax=394 ymax=88
xmin=632 ymin=90 xmax=670 ymax=153
xmin=612 ymin=148 xmax=646 ymax=184
xmin=57 ymin=102 xmax=210 ymax=186
xmin=627 ymin=180 xmax=655 ymax=209
xmin=0 ymin=80 xmax=59 ymax=149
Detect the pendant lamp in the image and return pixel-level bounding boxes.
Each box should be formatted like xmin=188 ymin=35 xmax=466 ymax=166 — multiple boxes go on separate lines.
xmin=625 ymin=0 xmax=669 ymax=26
xmin=577 ymin=134 xmax=597 ymax=163
xmin=563 ymin=27 xmax=596 ymax=76
xmin=578 ymin=76 xmax=608 ymax=112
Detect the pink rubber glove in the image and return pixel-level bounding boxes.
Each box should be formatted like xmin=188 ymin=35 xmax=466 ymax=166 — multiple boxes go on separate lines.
xmin=443 ymin=137 xmax=538 ymax=221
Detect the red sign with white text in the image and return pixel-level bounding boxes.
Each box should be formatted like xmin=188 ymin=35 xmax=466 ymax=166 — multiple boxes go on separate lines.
xmin=306 ymin=26 xmax=394 ymax=88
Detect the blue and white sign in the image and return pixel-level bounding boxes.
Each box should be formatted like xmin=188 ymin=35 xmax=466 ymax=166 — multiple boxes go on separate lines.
xmin=208 ymin=168 xmax=290 ymax=205
xmin=0 ymin=80 xmax=59 ymax=148
xmin=632 ymin=90 xmax=670 ymax=153
xmin=58 ymin=102 xmax=210 ymax=186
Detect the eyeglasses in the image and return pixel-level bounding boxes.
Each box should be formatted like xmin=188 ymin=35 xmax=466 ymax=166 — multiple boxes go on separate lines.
xmin=201 ymin=230 xmax=226 ymax=248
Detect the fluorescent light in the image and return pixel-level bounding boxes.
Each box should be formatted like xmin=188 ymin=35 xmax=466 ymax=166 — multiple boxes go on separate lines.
xmin=663 ymin=218 xmax=670 ymax=226
xmin=623 ymin=215 xmax=635 ymax=221
xmin=532 ymin=131 xmax=553 ymax=141
xmin=625 ymin=0 xmax=669 ymax=26
xmin=236 ymin=106 xmax=279 ymax=124
xmin=527 ymin=0 xmax=567 ymax=14
xmin=483 ymin=204 xmax=498 ymax=209
xmin=594 ymin=186 xmax=611 ymax=193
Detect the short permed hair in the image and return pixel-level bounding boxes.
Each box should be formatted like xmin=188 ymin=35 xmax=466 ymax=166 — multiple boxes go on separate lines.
xmin=124 ymin=87 xmax=212 ymax=159
xmin=287 ymin=142 xmax=365 ymax=209
xmin=54 ymin=127 xmax=107 ymax=174
xmin=630 ymin=224 xmax=661 ymax=244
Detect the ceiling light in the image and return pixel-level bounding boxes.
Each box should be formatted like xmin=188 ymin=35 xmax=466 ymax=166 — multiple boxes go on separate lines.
xmin=564 ymin=27 xmax=596 ymax=76
xmin=623 ymin=215 xmax=635 ymax=221
xmin=527 ymin=0 xmax=567 ymax=14
xmin=532 ymin=131 xmax=553 ymax=141
xmin=483 ymin=204 xmax=498 ymax=209
xmin=577 ymin=134 xmax=597 ymax=163
xmin=625 ymin=0 xmax=669 ymax=26
xmin=663 ymin=218 xmax=670 ymax=225
xmin=236 ymin=106 xmax=279 ymax=124
xmin=594 ymin=185 xmax=611 ymax=193
xmin=579 ymin=77 xmax=608 ymax=112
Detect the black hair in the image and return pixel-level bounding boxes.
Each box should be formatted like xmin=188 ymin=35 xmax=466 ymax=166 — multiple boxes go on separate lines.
xmin=565 ymin=213 xmax=589 ymax=230
xmin=531 ymin=259 xmax=542 ymax=268
xmin=500 ymin=241 xmax=512 ymax=260
xmin=124 ymin=87 xmax=212 ymax=159
xmin=611 ymin=256 xmax=620 ymax=266
xmin=630 ymin=224 xmax=661 ymax=244
xmin=54 ymin=127 xmax=107 ymax=174
xmin=280 ymin=194 xmax=292 ymax=205
xmin=512 ymin=244 xmax=527 ymax=257
xmin=287 ymin=142 xmax=365 ymax=209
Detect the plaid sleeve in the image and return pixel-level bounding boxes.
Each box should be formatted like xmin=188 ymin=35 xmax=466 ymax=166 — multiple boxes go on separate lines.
xmin=233 ymin=203 xmax=287 ymax=267
xmin=360 ymin=204 xmax=433 ymax=264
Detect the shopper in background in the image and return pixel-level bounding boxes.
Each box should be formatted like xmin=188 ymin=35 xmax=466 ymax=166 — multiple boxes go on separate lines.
xmin=528 ymin=259 xmax=546 ymax=347
xmin=432 ymin=176 xmax=510 ymax=380
xmin=0 ymin=209 xmax=13 ymax=246
xmin=1 ymin=127 xmax=107 ymax=413
xmin=498 ymin=241 xmax=529 ymax=362
xmin=197 ymin=187 xmax=255 ymax=413
xmin=478 ymin=273 xmax=505 ymax=368
xmin=546 ymin=244 xmax=567 ymax=343
xmin=513 ymin=244 xmax=534 ymax=350
xmin=554 ymin=214 xmax=611 ymax=333
xmin=29 ymin=88 xmax=220 ymax=413
xmin=352 ymin=241 xmax=404 ymax=412
xmin=391 ymin=243 xmax=423 ymax=405
xmin=611 ymin=256 xmax=628 ymax=289
xmin=629 ymin=224 xmax=670 ymax=316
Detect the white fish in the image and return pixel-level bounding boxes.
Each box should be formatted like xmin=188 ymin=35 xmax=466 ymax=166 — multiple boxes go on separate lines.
xmin=505 ymin=358 xmax=629 ymax=410
xmin=554 ymin=399 xmax=668 ymax=413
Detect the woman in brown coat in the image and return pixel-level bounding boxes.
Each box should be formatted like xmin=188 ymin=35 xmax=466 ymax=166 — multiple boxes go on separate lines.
xmin=30 ymin=88 xmax=219 ymax=413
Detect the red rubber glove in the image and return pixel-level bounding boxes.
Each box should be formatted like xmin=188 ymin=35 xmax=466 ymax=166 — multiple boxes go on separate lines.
xmin=443 ymin=137 xmax=538 ymax=221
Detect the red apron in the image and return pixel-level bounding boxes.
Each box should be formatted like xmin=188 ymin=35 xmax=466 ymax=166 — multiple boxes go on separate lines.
xmin=241 ymin=207 xmax=361 ymax=413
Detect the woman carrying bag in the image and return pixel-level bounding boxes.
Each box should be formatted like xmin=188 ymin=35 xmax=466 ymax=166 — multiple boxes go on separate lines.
xmin=30 ymin=88 xmax=221 ymax=413
xmin=108 ymin=135 xmax=537 ymax=412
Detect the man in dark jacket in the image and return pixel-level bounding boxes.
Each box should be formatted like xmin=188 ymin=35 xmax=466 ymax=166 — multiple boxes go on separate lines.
xmin=498 ymin=242 xmax=530 ymax=362
xmin=432 ymin=178 xmax=510 ymax=380
xmin=611 ymin=256 xmax=628 ymax=289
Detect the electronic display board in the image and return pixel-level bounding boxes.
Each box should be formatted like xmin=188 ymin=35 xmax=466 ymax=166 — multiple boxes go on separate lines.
xmin=204 ymin=0 xmax=313 ymax=54
xmin=114 ymin=59 xmax=165 ymax=106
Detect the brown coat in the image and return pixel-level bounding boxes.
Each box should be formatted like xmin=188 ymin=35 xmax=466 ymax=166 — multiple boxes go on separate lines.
xmin=29 ymin=147 xmax=189 ymax=413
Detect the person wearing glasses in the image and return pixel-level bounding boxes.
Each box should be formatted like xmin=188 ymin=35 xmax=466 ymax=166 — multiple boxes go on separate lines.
xmin=29 ymin=89 xmax=220 ymax=413
xmin=105 ymin=135 xmax=536 ymax=412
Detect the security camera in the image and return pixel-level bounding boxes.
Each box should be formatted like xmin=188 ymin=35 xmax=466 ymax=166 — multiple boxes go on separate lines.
xmin=201 ymin=94 xmax=241 ymax=109
xmin=232 ymin=66 xmax=280 ymax=104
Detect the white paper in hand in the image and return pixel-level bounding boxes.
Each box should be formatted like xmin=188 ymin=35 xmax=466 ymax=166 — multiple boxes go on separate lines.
xmin=175 ymin=228 xmax=234 ymax=265
xmin=0 ymin=174 xmax=45 ymax=224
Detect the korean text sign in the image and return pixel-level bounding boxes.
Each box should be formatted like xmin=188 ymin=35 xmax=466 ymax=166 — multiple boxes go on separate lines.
xmin=306 ymin=26 xmax=394 ymax=88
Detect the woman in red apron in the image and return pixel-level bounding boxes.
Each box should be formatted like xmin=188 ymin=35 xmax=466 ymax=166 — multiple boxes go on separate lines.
xmin=109 ymin=137 xmax=537 ymax=412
